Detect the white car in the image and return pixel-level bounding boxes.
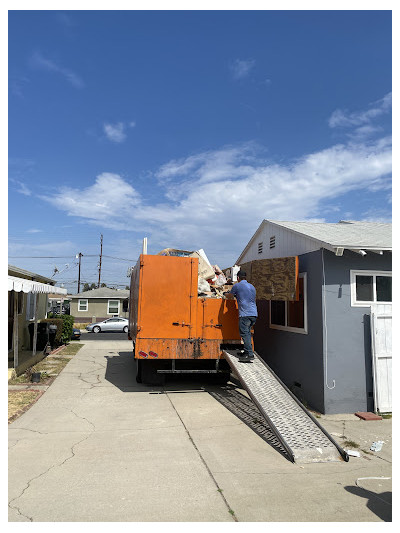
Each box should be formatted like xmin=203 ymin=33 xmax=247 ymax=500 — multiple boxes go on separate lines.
xmin=86 ymin=317 xmax=129 ymax=333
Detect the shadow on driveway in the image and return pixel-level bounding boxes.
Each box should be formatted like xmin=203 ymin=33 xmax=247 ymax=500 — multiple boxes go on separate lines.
xmin=343 ymin=486 xmax=392 ymax=522
xmin=104 ymin=350 xmax=292 ymax=461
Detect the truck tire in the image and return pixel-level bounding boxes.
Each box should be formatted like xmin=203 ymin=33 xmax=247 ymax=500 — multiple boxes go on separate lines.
xmin=140 ymin=360 xmax=165 ymax=385
xmin=212 ymin=373 xmax=230 ymax=385
xmin=135 ymin=359 xmax=142 ymax=383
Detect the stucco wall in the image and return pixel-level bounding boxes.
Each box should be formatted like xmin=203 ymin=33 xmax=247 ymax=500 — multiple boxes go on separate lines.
xmin=254 ymin=250 xmax=325 ymax=413
xmin=321 ymin=249 xmax=392 ymax=414
xmin=253 ymin=248 xmax=392 ymax=414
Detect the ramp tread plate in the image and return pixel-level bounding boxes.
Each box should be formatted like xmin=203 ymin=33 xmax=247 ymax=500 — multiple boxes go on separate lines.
xmin=224 ymin=351 xmax=342 ymax=463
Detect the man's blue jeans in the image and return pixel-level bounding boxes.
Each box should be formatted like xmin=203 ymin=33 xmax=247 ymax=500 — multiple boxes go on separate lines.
xmin=239 ymin=316 xmax=257 ymax=356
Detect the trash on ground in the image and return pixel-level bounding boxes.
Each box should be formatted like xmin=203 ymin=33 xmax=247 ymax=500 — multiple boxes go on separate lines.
xmin=347 ymin=450 xmax=361 ymax=457
xmin=370 ymin=441 xmax=384 ymax=452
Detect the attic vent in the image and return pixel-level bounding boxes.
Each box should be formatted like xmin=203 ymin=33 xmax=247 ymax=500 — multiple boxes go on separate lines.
xmin=258 ymin=242 xmax=263 ymax=254
xmin=270 ymin=236 xmax=276 ymax=249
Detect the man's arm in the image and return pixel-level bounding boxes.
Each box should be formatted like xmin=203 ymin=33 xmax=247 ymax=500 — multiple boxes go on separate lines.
xmin=224 ymin=285 xmax=237 ymax=299
xmin=224 ymin=292 xmax=235 ymax=299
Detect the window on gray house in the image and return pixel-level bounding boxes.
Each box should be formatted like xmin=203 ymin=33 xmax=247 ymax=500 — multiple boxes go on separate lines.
xmin=270 ymin=236 xmax=276 ymax=249
xmin=258 ymin=242 xmax=263 ymax=254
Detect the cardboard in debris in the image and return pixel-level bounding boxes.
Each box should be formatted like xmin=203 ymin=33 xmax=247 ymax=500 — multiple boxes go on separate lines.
xmin=190 ymin=249 xmax=215 ymax=280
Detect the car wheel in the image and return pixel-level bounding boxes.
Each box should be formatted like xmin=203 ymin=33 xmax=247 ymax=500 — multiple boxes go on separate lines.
xmin=93 ymin=326 xmax=101 ymax=333
xmin=123 ymin=326 xmax=128 ymax=333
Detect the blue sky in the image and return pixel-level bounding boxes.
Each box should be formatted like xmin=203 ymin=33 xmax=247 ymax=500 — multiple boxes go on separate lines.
xmin=8 ymin=9 xmax=392 ymax=293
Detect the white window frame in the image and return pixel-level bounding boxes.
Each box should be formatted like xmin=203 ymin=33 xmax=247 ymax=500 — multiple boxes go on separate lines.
xmin=350 ymin=270 xmax=392 ymax=307
xmin=269 ymin=273 xmax=308 ymax=334
xmin=107 ymin=299 xmax=120 ymax=315
xmin=78 ymin=299 xmax=88 ymax=312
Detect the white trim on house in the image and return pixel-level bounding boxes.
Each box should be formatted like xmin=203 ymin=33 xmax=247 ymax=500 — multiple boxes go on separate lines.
xmin=107 ymin=299 xmax=120 ymax=315
xmin=350 ymin=270 xmax=392 ymax=307
xmin=269 ymin=273 xmax=308 ymax=334
xmin=78 ymin=299 xmax=88 ymax=312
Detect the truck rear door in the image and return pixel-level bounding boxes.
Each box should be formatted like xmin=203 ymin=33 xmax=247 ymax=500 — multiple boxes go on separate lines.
xmin=137 ymin=255 xmax=198 ymax=340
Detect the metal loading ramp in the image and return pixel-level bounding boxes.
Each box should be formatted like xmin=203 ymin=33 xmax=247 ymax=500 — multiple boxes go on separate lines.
xmin=223 ymin=350 xmax=349 ymax=464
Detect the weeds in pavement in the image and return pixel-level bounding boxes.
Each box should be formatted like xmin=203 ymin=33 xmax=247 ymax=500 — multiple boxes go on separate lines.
xmin=344 ymin=439 xmax=359 ymax=449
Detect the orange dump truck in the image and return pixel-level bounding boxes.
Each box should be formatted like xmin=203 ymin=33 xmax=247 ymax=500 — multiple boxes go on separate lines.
xmin=128 ymin=254 xmax=242 ymax=384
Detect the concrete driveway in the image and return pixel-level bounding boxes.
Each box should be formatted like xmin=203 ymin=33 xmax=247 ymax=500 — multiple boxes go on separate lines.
xmin=9 ymin=332 xmax=392 ymax=522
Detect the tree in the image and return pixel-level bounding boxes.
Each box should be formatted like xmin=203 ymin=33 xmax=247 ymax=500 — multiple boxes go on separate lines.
xmin=101 ymin=283 xmax=107 ymax=287
xmin=83 ymin=282 xmax=97 ymax=291
xmin=125 ymin=286 xmax=130 ymax=290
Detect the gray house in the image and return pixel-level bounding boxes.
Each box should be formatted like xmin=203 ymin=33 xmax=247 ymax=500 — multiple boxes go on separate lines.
xmin=236 ymin=220 xmax=392 ymax=415
xmin=70 ymin=287 xmax=130 ymax=323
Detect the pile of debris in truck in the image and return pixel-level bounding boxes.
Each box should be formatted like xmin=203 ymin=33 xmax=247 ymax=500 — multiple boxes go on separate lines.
xmin=157 ymin=247 xmax=239 ymax=298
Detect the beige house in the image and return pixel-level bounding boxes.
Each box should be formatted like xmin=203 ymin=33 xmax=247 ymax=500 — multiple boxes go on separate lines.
xmin=70 ymin=287 xmax=130 ymax=323
xmin=8 ymin=265 xmax=67 ymax=376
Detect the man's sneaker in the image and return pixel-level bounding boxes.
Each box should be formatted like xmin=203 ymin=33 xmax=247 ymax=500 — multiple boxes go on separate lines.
xmin=239 ymin=354 xmax=254 ymax=362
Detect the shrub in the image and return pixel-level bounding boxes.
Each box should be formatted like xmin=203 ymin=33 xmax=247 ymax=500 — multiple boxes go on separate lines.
xmin=60 ymin=315 xmax=74 ymax=344
xmin=41 ymin=318 xmax=64 ymax=345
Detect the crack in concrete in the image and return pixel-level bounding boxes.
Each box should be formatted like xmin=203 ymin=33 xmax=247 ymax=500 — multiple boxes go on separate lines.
xmin=9 ymin=404 xmax=98 ymax=521
xmin=165 ymin=390 xmax=238 ymax=522
xmin=8 ymin=429 xmax=94 ymax=522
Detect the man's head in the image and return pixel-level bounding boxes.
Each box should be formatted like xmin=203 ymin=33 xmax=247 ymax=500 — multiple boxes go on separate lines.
xmin=237 ymin=270 xmax=247 ymax=281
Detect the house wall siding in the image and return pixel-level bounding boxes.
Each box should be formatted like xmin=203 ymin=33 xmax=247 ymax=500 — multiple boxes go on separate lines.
xmin=321 ymin=249 xmax=392 ymax=414
xmin=253 ymin=250 xmax=325 ymax=413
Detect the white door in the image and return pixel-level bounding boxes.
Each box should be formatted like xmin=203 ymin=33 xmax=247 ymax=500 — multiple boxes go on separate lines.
xmin=370 ymin=304 xmax=392 ymax=413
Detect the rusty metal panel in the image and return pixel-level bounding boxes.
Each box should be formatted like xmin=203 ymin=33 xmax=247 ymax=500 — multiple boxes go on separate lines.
xmin=135 ymin=338 xmax=222 ymax=360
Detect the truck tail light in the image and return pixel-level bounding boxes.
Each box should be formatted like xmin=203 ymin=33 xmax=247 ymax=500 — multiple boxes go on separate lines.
xmin=149 ymin=351 xmax=158 ymax=358
xmin=139 ymin=351 xmax=148 ymax=358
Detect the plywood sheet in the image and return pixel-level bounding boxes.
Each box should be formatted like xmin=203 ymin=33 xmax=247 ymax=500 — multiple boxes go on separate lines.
xmin=240 ymin=256 xmax=299 ymax=301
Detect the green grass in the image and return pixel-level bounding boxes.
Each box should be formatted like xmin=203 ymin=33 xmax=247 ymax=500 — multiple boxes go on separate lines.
xmin=58 ymin=343 xmax=84 ymax=356
xmin=8 ymin=344 xmax=84 ymax=384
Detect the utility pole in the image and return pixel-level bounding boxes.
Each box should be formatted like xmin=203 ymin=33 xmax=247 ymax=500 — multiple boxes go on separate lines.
xmin=77 ymin=253 xmax=83 ymax=293
xmin=98 ymin=234 xmax=103 ymax=288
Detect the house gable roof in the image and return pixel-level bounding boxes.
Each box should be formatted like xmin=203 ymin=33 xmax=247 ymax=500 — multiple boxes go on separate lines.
xmin=236 ymin=220 xmax=392 ymax=263
xmin=72 ymin=287 xmax=130 ymax=299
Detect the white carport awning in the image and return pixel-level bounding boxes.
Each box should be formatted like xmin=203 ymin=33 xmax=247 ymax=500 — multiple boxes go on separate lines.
xmin=8 ymin=275 xmax=67 ymax=295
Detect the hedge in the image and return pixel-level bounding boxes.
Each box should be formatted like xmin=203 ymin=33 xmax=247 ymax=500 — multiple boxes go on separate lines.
xmin=41 ymin=315 xmax=75 ymax=345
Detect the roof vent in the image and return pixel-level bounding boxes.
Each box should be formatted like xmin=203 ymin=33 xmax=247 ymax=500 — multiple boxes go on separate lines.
xmin=258 ymin=242 xmax=263 ymax=254
xmin=270 ymin=236 xmax=276 ymax=249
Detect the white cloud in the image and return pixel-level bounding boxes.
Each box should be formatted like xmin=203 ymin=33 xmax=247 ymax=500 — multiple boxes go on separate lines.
xmin=103 ymin=121 xmax=135 ymax=143
xmin=15 ymin=181 xmax=32 ymax=196
xmin=39 ymin=173 xmax=141 ymax=230
xmin=328 ymin=92 xmax=391 ymax=129
xmin=230 ymin=59 xmax=255 ymax=80
xmin=29 ymin=51 xmax=84 ymax=89
xmin=38 ymin=137 xmax=392 ymax=266
xmin=27 ymin=229 xmax=42 ymax=233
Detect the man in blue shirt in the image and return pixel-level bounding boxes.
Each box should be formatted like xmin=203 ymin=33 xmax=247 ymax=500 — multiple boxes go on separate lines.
xmin=225 ymin=270 xmax=257 ymax=362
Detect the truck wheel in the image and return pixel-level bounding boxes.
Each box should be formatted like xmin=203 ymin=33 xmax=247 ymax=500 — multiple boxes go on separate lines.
xmin=141 ymin=360 xmax=165 ymax=385
xmin=135 ymin=359 xmax=142 ymax=383
xmin=93 ymin=326 xmax=101 ymax=333
xmin=213 ymin=373 xmax=230 ymax=385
